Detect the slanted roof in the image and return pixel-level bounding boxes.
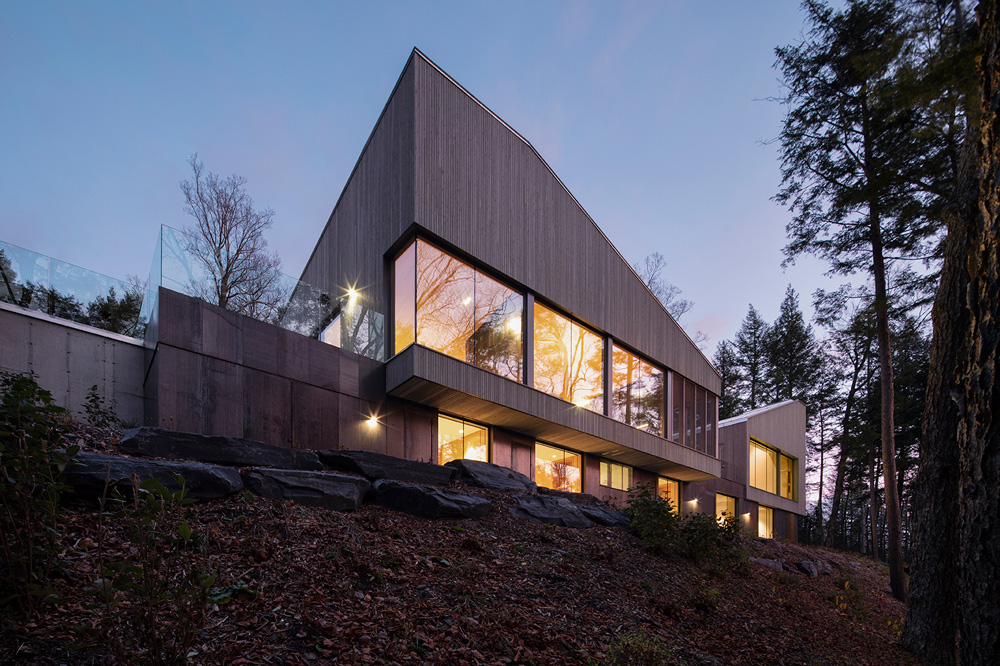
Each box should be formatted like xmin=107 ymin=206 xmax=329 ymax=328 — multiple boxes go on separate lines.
xmin=719 ymin=399 xmax=802 ymax=427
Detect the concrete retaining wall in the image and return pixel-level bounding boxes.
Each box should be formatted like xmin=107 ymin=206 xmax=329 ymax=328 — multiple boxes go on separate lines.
xmin=0 ymin=302 xmax=145 ymax=424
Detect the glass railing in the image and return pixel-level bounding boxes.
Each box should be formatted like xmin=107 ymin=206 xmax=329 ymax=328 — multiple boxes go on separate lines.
xmin=0 ymin=240 xmax=146 ymax=339
xmin=143 ymin=225 xmax=384 ymax=361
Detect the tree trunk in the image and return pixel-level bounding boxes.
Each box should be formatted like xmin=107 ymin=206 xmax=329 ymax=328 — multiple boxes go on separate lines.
xmin=869 ymin=444 xmax=880 ymax=560
xmin=826 ymin=347 xmax=863 ymax=547
xmin=905 ymin=2 xmax=1000 ymax=662
xmin=869 ymin=207 xmax=907 ymax=600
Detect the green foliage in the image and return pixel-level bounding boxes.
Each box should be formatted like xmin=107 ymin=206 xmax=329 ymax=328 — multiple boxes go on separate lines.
xmin=624 ymin=485 xmax=744 ymax=570
xmin=85 ymin=284 xmax=146 ymax=337
xmin=0 ymin=371 xmax=76 ymax=613
xmin=97 ymin=475 xmax=214 ymax=665
xmin=607 ymin=629 xmax=674 ymax=666
xmin=82 ymin=385 xmax=122 ymax=430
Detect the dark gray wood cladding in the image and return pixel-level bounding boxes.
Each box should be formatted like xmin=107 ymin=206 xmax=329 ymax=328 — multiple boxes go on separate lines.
xmin=300 ymin=49 xmax=718 ymax=392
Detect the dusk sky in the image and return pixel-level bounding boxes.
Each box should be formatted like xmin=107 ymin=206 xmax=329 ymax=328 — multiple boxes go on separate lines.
xmin=1 ymin=1 xmax=838 ymax=350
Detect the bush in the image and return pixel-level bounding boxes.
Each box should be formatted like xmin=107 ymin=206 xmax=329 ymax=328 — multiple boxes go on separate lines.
xmin=0 ymin=372 xmax=77 ymax=613
xmin=607 ymin=629 xmax=673 ymax=666
xmin=624 ymin=484 xmax=744 ymax=569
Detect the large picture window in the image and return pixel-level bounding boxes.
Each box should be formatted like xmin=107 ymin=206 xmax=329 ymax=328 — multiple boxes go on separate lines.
xmin=438 ymin=415 xmax=488 ymax=466
xmin=532 ymin=302 xmax=603 ymax=412
xmin=535 ymin=443 xmax=582 ymax=493
xmin=749 ymin=440 xmax=777 ymax=494
xmin=611 ymin=345 xmax=663 ymax=434
xmin=394 ymin=240 xmax=523 ymax=381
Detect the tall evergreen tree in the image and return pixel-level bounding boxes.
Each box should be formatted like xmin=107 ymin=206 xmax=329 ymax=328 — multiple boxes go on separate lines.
xmin=712 ymin=340 xmax=743 ymax=419
xmin=765 ymin=285 xmax=823 ymax=405
xmin=733 ymin=305 xmax=770 ymax=411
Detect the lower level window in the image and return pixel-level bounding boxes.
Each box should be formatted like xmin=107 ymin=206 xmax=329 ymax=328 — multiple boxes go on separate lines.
xmin=658 ymin=477 xmax=680 ymax=514
xmin=758 ymin=506 xmax=774 ymax=539
xmin=716 ymin=493 xmax=736 ymax=525
xmin=600 ymin=460 xmax=633 ymax=491
xmin=438 ymin=415 xmax=488 ymax=465
xmin=535 ymin=443 xmax=582 ymax=493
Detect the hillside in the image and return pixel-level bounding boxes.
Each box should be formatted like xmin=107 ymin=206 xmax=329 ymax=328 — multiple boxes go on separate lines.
xmin=1 ymin=428 xmax=916 ymax=666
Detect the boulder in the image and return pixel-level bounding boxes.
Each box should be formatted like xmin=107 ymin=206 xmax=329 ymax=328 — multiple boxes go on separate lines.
xmin=509 ymin=495 xmax=591 ymax=529
xmin=748 ymin=556 xmax=785 ymax=572
xmin=119 ymin=427 xmax=323 ymax=471
xmin=64 ymin=451 xmax=243 ymax=500
xmin=445 ymin=459 xmax=536 ymax=493
xmin=797 ymin=560 xmax=820 ymax=578
xmin=370 ymin=479 xmax=493 ymax=519
xmin=319 ymin=450 xmax=455 ymax=486
xmin=242 ymin=468 xmax=369 ymax=511
xmin=579 ymin=505 xmax=631 ymax=530
xmin=536 ymin=487 xmax=605 ymax=507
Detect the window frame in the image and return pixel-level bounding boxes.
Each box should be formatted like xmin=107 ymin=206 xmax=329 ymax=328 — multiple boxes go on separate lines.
xmin=599 ymin=460 xmax=633 ymax=491
xmin=437 ymin=414 xmax=490 ymax=466
xmin=534 ymin=441 xmax=583 ymax=493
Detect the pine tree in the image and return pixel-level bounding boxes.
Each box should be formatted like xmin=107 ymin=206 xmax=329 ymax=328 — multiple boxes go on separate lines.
xmin=712 ymin=340 xmax=743 ymax=420
xmin=765 ymin=286 xmax=823 ymax=405
xmin=733 ymin=305 xmax=770 ymax=411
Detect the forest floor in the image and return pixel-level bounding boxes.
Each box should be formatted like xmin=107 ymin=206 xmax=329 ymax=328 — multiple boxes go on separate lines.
xmin=1 ymin=426 xmax=918 ymax=666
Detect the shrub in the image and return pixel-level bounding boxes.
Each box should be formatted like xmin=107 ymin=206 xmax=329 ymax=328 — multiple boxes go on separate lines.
xmin=0 ymin=371 xmax=77 ymax=613
xmin=82 ymin=384 xmax=122 ymax=430
xmin=624 ymin=484 xmax=744 ymax=569
xmin=607 ymin=629 xmax=673 ymax=666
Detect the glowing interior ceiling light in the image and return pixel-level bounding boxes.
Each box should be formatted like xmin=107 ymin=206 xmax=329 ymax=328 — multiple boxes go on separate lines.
xmin=506 ymin=316 xmax=522 ymax=334
xmin=463 ymin=296 xmax=472 ymax=305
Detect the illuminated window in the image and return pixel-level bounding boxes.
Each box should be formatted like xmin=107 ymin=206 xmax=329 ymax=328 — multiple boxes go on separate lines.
xmin=535 ymin=443 xmax=582 ymax=493
xmin=749 ymin=440 xmax=777 ymax=494
xmin=758 ymin=506 xmax=774 ymax=539
xmin=695 ymin=386 xmax=706 ymax=452
xmin=671 ymin=373 xmax=683 ymax=442
xmin=780 ymin=453 xmax=794 ymax=500
xmin=394 ymin=243 xmax=415 ymax=351
xmin=716 ymin=493 xmax=736 ymax=525
xmin=532 ymin=302 xmax=603 ymax=412
xmin=599 ymin=460 xmax=633 ymax=491
xmin=706 ymin=393 xmax=717 ymax=456
xmin=611 ymin=345 xmax=663 ymax=434
xmin=684 ymin=379 xmax=695 ymax=447
xmin=438 ymin=415 xmax=488 ymax=466
xmin=658 ymin=477 xmax=680 ymax=514
xmin=320 ymin=313 xmax=342 ymax=347
xmin=394 ymin=240 xmax=523 ymax=380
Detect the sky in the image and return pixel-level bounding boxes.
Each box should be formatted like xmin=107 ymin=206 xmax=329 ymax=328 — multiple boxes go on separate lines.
xmin=1 ymin=1 xmax=839 ymax=351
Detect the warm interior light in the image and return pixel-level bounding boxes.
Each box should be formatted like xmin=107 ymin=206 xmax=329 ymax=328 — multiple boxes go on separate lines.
xmin=573 ymin=397 xmax=589 ymax=408
xmin=463 ymin=296 xmax=472 ymax=305
xmin=636 ymin=423 xmax=648 ymax=430
xmin=506 ymin=315 xmax=522 ymax=334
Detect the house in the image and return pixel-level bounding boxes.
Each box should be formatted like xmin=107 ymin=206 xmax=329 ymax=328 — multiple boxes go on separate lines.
xmin=686 ymin=400 xmax=808 ymax=541
xmin=3 ymin=48 xmax=743 ymax=520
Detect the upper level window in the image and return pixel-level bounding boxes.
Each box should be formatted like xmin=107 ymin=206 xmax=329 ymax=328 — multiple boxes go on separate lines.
xmin=749 ymin=439 xmax=777 ymax=494
xmin=599 ymin=460 xmax=633 ymax=491
xmin=438 ymin=415 xmax=488 ymax=466
xmin=393 ymin=240 xmax=523 ymax=381
xmin=780 ymin=453 xmax=794 ymax=500
xmin=671 ymin=373 xmax=718 ymax=456
xmin=611 ymin=345 xmax=663 ymax=434
xmin=533 ymin=302 xmax=603 ymax=412
xmin=535 ymin=442 xmax=582 ymax=493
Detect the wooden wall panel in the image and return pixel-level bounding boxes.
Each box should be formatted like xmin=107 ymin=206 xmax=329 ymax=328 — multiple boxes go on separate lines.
xmin=411 ymin=53 xmax=718 ymax=392
xmin=292 ymin=382 xmax=340 ymax=450
xmin=243 ymin=368 xmax=291 ymax=447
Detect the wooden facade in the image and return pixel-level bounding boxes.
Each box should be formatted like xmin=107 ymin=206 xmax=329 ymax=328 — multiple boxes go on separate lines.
xmin=687 ymin=400 xmax=808 ymax=541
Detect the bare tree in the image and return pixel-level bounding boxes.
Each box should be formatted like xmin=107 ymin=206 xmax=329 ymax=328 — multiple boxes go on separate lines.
xmin=180 ymin=155 xmax=283 ymax=321
xmin=632 ymin=252 xmax=693 ymax=320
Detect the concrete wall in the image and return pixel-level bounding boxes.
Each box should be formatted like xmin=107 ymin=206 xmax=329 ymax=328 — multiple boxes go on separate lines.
xmin=0 ymin=302 xmax=144 ymax=424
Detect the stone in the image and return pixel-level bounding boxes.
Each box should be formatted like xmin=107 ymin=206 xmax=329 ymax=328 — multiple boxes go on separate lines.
xmin=119 ymin=427 xmax=323 ymax=471
xmin=797 ymin=560 xmax=820 ymax=578
xmin=318 ymin=449 xmax=455 ymax=486
xmin=536 ymin=487 xmax=605 ymax=506
xmin=748 ymin=557 xmax=785 ymax=572
xmin=63 ymin=451 xmax=243 ymax=500
xmin=508 ymin=495 xmax=591 ymax=529
xmin=445 ymin=459 xmax=536 ymax=493
xmin=370 ymin=479 xmax=493 ymax=519
xmin=241 ymin=468 xmax=369 ymax=511
xmin=578 ymin=505 xmax=631 ymax=530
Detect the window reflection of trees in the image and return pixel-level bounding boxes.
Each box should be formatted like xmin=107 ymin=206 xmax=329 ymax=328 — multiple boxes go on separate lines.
xmin=611 ymin=346 xmax=664 ymax=435
xmin=535 ymin=443 xmax=582 ymax=493
xmin=411 ymin=241 xmax=523 ymax=381
xmin=532 ymin=303 xmax=603 ymax=411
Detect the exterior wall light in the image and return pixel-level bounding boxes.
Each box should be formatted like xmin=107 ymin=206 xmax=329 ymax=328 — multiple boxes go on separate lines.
xmin=366 ymin=415 xmax=379 ymax=428
xmin=347 ymin=287 xmax=360 ymax=304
